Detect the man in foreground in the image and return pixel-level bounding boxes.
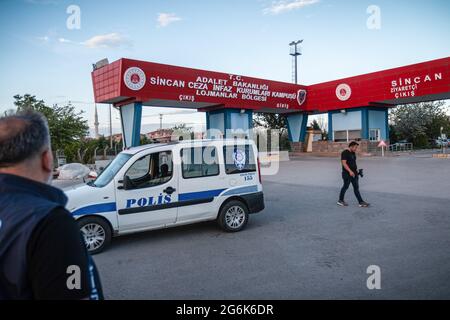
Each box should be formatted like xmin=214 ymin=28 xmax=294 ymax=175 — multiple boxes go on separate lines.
xmin=337 ymin=141 xmax=370 ymax=208
xmin=0 ymin=110 xmax=103 ymax=300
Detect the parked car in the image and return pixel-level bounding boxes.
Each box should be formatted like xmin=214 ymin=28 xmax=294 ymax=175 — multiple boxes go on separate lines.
xmin=435 ymin=138 xmax=449 ymax=147
xmin=396 ymin=139 xmax=409 ymax=146
xmin=57 ymin=163 xmax=91 ymax=180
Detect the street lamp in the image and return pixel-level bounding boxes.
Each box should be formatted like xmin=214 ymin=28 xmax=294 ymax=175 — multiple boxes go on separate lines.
xmin=289 ymin=40 xmax=303 ymax=84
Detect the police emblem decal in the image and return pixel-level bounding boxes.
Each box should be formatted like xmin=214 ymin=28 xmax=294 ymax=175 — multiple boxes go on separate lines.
xmin=297 ymin=89 xmax=307 ymax=106
xmin=336 ymin=83 xmax=352 ymax=101
xmin=124 ymin=67 xmax=146 ymax=91
xmin=233 ymin=150 xmax=246 ymax=170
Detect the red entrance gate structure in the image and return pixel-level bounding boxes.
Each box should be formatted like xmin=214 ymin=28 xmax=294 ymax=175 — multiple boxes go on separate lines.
xmin=91 ymin=57 xmax=450 ymax=150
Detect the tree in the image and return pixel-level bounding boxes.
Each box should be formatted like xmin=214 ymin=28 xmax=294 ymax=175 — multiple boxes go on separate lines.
xmin=388 ymin=124 xmax=400 ymax=143
xmin=253 ymin=113 xmax=286 ymax=130
xmin=310 ymin=118 xmax=328 ymax=140
xmin=311 ymin=119 xmax=321 ymax=131
xmin=253 ymin=113 xmax=290 ymax=151
xmin=140 ymin=134 xmax=151 ymax=145
xmin=389 ymin=101 xmax=450 ymax=148
xmin=172 ymin=123 xmax=193 ymax=133
xmin=171 ymin=123 xmax=193 ymax=140
xmin=14 ymin=94 xmax=89 ymax=151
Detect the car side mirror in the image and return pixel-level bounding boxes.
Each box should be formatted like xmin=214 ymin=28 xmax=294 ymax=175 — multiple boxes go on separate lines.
xmin=122 ymin=175 xmax=133 ymax=190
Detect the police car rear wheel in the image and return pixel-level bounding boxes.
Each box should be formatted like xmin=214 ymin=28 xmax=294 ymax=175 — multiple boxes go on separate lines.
xmin=218 ymin=200 xmax=249 ymax=232
xmin=78 ymin=217 xmax=111 ymax=254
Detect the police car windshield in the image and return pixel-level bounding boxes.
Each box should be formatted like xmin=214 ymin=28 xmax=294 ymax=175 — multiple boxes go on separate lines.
xmin=91 ymin=153 xmax=133 ymax=188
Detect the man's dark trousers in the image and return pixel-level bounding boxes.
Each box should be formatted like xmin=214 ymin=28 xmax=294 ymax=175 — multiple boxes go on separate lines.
xmin=339 ymin=171 xmax=363 ymax=203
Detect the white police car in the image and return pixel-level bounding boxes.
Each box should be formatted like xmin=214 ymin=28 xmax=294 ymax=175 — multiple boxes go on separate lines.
xmin=65 ymin=139 xmax=264 ymax=254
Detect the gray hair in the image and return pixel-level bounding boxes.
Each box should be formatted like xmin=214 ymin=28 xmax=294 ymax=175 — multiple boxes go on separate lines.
xmin=0 ymin=110 xmax=51 ymax=167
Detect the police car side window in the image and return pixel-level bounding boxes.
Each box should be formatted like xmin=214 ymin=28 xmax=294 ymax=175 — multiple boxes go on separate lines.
xmin=125 ymin=151 xmax=173 ymax=189
xmin=223 ymin=145 xmax=256 ymax=175
xmin=126 ymin=155 xmax=150 ymax=180
xmin=181 ymin=146 xmax=219 ymax=179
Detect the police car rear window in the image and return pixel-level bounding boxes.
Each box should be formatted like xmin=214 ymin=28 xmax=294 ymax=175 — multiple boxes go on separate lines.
xmin=223 ymin=145 xmax=256 ymax=175
xmin=181 ymin=146 xmax=219 ymax=179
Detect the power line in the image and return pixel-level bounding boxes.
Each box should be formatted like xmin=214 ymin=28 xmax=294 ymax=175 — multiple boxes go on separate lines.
xmin=141 ymin=110 xmax=199 ymax=118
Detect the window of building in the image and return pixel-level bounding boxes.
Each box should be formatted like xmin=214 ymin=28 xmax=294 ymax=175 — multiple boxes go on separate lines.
xmin=181 ymin=146 xmax=219 ymax=179
xmin=369 ymin=129 xmax=381 ymax=142
xmin=348 ymin=130 xmax=362 ymax=141
xmin=334 ymin=130 xmax=348 ymax=142
xmin=334 ymin=130 xmax=362 ymax=142
xmin=125 ymin=151 xmax=173 ymax=189
xmin=223 ymin=144 xmax=256 ymax=174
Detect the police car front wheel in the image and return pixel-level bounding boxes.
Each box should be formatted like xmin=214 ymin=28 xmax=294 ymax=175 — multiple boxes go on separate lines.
xmin=218 ymin=200 xmax=249 ymax=232
xmin=78 ymin=217 xmax=112 ymax=255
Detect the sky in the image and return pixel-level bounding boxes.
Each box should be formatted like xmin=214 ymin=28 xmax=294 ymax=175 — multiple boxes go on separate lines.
xmin=0 ymin=0 xmax=449 ymax=136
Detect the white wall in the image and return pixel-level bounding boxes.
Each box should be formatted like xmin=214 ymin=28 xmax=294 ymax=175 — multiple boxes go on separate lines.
xmin=369 ymin=110 xmax=387 ymax=140
xmin=230 ymin=113 xmax=249 ymax=131
xmin=332 ymin=111 xmax=362 ymax=131
xmin=209 ymin=113 xmax=224 ymax=134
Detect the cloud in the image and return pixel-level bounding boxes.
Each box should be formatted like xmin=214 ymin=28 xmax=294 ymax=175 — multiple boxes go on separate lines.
xmin=263 ymin=0 xmax=319 ymax=15
xmin=58 ymin=38 xmax=73 ymax=44
xmin=82 ymin=33 xmax=132 ymax=48
xmin=53 ymin=33 xmax=132 ymax=49
xmin=157 ymin=13 xmax=182 ymax=27
xmin=36 ymin=36 xmax=50 ymax=42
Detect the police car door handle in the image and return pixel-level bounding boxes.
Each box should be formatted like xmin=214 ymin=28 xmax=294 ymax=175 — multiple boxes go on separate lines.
xmin=163 ymin=186 xmax=176 ymax=194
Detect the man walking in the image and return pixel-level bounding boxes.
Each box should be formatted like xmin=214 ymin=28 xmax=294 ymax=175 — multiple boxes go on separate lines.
xmin=0 ymin=110 xmax=103 ymax=300
xmin=337 ymin=141 xmax=370 ymax=208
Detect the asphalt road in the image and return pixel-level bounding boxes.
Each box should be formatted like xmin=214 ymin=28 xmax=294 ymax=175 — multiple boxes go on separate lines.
xmin=60 ymin=154 xmax=450 ymax=299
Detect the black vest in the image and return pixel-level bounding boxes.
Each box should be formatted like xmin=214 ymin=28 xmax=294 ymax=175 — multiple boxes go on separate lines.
xmin=0 ymin=173 xmax=67 ymax=299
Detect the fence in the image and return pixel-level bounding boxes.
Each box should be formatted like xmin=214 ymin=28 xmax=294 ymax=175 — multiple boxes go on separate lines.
xmin=54 ymin=129 xmax=287 ymax=166
xmin=54 ymin=145 xmax=121 ymax=166
xmin=389 ymin=142 xmax=413 ymax=152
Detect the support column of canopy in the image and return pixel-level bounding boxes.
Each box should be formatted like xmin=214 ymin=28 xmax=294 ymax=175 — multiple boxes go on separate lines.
xmin=120 ymin=102 xmax=142 ymax=148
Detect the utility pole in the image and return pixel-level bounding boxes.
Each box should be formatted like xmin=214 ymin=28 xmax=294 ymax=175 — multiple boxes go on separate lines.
xmin=159 ymin=113 xmax=163 ymax=130
xmin=289 ymin=39 xmax=303 ymax=84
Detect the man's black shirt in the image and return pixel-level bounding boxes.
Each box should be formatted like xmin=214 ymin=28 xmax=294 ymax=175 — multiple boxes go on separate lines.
xmin=26 ymin=208 xmax=103 ymax=300
xmin=341 ymin=149 xmax=357 ymax=174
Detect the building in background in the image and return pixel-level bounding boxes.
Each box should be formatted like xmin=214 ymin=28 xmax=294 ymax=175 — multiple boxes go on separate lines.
xmin=146 ymin=129 xmax=173 ymax=143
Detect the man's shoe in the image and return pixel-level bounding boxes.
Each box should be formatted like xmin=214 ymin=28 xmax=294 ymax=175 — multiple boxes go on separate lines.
xmin=337 ymin=200 xmax=348 ymax=207
xmin=359 ymin=201 xmax=370 ymax=207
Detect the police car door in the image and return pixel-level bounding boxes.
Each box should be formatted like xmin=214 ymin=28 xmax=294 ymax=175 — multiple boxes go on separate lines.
xmin=115 ymin=150 xmax=178 ymax=232
xmin=177 ymin=143 xmax=223 ymax=222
